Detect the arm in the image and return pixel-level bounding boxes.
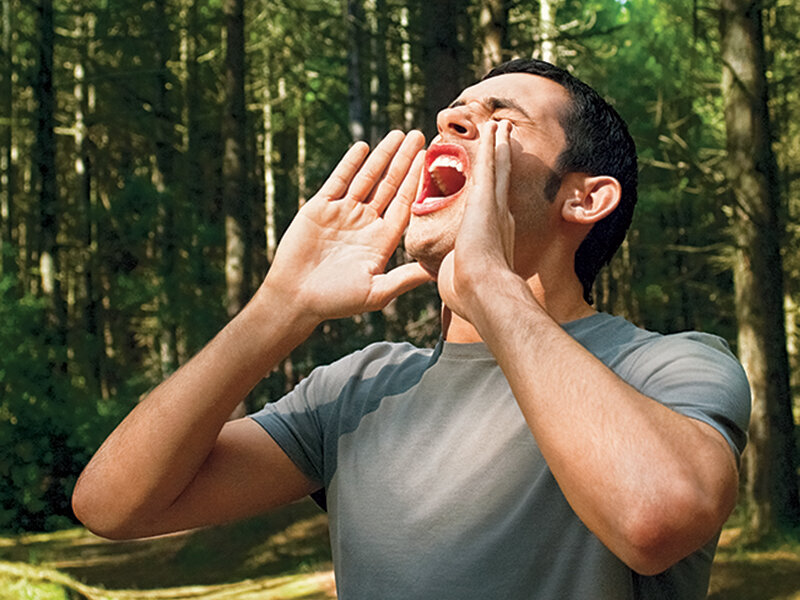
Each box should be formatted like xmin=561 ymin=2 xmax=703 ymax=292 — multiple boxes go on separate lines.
xmin=72 ymin=130 xmax=430 ymax=540
xmin=437 ymin=121 xmax=739 ymax=575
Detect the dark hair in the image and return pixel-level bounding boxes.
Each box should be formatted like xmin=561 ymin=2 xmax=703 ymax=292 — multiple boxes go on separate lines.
xmin=483 ymin=59 xmax=638 ymax=304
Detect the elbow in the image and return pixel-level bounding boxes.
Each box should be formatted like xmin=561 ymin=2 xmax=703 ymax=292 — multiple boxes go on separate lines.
xmin=618 ymin=483 xmax=735 ymax=576
xmin=72 ymin=474 xmax=139 ymax=540
xmin=619 ymin=517 xmax=684 ymax=576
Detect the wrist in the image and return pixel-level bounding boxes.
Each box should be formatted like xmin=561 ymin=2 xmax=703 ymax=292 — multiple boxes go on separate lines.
xmin=469 ymin=270 xmax=542 ymax=338
xmin=247 ymin=282 xmax=321 ymax=345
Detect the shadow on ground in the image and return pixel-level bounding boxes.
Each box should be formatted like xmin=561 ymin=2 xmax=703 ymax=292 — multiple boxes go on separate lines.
xmin=706 ymin=529 xmax=800 ymax=600
xmin=0 ymin=499 xmax=332 ymax=591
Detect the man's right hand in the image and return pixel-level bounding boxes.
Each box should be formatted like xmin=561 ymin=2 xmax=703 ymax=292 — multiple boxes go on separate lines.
xmin=262 ymin=130 xmax=431 ymax=324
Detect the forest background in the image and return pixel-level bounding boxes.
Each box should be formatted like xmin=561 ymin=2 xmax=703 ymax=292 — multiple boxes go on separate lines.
xmin=0 ymin=0 xmax=798 ymax=552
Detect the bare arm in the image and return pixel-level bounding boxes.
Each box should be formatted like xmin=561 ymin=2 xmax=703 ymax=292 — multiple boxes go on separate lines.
xmin=72 ymin=130 xmax=430 ymax=540
xmin=437 ymin=121 xmax=739 ymax=575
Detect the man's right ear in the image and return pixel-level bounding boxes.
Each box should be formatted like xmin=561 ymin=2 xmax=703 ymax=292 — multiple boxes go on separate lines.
xmin=560 ymin=173 xmax=621 ymax=225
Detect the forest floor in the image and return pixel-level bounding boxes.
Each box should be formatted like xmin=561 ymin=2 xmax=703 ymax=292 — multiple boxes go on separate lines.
xmin=0 ymin=499 xmax=798 ymax=599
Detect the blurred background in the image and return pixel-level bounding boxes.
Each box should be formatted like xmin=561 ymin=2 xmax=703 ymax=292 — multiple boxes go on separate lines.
xmin=0 ymin=0 xmax=798 ymax=597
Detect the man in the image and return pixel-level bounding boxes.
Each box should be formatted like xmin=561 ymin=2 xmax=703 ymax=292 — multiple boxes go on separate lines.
xmin=72 ymin=59 xmax=750 ymax=599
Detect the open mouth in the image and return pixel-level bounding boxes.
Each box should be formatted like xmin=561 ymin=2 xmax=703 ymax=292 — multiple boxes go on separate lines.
xmin=412 ymin=143 xmax=469 ymax=216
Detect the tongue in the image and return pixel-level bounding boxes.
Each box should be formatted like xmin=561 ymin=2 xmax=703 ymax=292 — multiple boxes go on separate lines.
xmin=432 ymin=167 xmax=466 ymax=197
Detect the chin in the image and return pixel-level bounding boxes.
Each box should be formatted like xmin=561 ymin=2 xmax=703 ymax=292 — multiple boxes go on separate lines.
xmin=405 ymin=223 xmax=455 ymax=277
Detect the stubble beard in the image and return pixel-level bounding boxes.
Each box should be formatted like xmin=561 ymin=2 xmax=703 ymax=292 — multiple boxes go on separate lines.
xmin=404 ymin=203 xmax=465 ymax=277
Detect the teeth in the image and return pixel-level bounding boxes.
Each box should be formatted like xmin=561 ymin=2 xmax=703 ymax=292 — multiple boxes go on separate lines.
xmin=429 ymin=154 xmax=464 ymax=173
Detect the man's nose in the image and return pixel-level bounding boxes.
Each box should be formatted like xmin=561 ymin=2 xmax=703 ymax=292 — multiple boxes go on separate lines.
xmin=436 ymin=105 xmax=478 ymax=139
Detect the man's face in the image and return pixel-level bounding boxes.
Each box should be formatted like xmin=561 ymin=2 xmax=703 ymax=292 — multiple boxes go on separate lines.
xmin=405 ymin=73 xmax=570 ymax=275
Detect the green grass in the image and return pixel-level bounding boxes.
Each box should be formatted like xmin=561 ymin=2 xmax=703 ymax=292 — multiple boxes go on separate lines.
xmin=1 ymin=499 xmax=799 ymax=599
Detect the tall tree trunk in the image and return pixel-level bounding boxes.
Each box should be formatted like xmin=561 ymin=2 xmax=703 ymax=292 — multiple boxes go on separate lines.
xmin=75 ymin=12 xmax=106 ymax=399
xmin=222 ymin=0 xmax=249 ymax=318
xmin=478 ymin=0 xmax=508 ymax=76
xmin=263 ymin=70 xmax=276 ymax=263
xmin=297 ymin=106 xmax=307 ymax=208
xmin=346 ymin=0 xmax=367 ymax=141
xmin=222 ymin=0 xmax=248 ymax=420
xmin=36 ymin=0 xmax=67 ymax=357
xmin=179 ymin=0 xmax=206 ymax=360
xmin=152 ymin=0 xmax=179 ymax=376
xmin=369 ymin=0 xmax=389 ymax=144
xmin=420 ymin=0 xmax=469 ymax=139
xmin=720 ymin=0 xmax=800 ymax=537
xmin=400 ymin=6 xmax=414 ymax=130
xmin=1 ymin=0 xmax=13 ymax=280
xmin=539 ymin=0 xmax=557 ymax=63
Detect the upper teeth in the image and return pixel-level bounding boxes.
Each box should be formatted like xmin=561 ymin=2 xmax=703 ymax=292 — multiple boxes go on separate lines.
xmin=429 ymin=155 xmax=464 ymax=173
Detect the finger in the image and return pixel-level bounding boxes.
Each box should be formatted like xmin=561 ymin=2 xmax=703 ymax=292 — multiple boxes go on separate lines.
xmin=472 ymin=121 xmax=498 ymax=208
xmin=369 ymin=130 xmax=426 ymax=214
xmin=367 ymin=262 xmax=433 ymax=309
xmin=316 ymin=141 xmax=370 ymax=200
xmin=383 ymin=149 xmax=425 ymax=229
xmin=494 ymin=120 xmax=512 ymax=211
xmin=346 ymin=130 xmax=406 ymax=201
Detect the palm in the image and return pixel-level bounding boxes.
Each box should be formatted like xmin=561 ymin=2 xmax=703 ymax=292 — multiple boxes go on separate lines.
xmin=265 ymin=131 xmax=430 ymax=321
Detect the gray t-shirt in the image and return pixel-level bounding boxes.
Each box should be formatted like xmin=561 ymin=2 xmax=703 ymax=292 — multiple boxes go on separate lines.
xmin=251 ymin=312 xmax=750 ymax=599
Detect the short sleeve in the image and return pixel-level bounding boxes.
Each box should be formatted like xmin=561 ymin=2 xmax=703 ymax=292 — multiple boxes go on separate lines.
xmin=249 ymin=367 xmax=331 ymax=487
xmin=631 ymin=332 xmax=751 ymax=464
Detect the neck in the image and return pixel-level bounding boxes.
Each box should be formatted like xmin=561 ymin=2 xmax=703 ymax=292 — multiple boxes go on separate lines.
xmin=441 ymin=271 xmax=595 ymax=343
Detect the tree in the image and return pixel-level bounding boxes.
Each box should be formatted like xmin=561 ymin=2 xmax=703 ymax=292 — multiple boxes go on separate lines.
xmin=720 ymin=0 xmax=800 ymax=537
xmin=35 ymin=0 xmax=67 ymax=360
xmin=346 ymin=0 xmax=367 ymax=141
xmin=223 ymin=0 xmax=249 ymax=319
xmin=419 ymin=0 xmax=470 ymax=138
xmin=0 ymin=0 xmax=13 ymax=280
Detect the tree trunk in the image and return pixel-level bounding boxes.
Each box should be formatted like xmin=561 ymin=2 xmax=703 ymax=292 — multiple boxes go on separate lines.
xmin=222 ymin=0 xmax=249 ymax=318
xmin=420 ymin=0 xmax=469 ymax=139
xmin=539 ymin=0 xmax=557 ymax=63
xmin=369 ymin=0 xmax=389 ymax=144
xmin=1 ymin=0 xmax=13 ymax=280
xmin=263 ymin=71 xmax=276 ymax=262
xmin=400 ymin=6 xmax=414 ymax=130
xmin=151 ymin=0 xmax=179 ymax=375
xmin=36 ymin=0 xmax=67 ymax=355
xmin=478 ymin=0 xmax=508 ymax=76
xmin=297 ymin=107 xmax=306 ymax=208
xmin=720 ymin=0 xmax=800 ymax=537
xmin=75 ymin=12 xmax=107 ymax=399
xmin=178 ymin=0 xmax=206 ymax=361
xmin=346 ymin=0 xmax=367 ymax=142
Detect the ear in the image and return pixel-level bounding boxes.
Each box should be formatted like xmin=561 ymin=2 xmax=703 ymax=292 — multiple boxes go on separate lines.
xmin=560 ymin=174 xmax=621 ymax=225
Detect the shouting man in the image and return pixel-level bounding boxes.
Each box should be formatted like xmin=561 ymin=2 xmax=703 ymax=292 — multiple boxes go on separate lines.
xmin=73 ymin=59 xmax=750 ymax=599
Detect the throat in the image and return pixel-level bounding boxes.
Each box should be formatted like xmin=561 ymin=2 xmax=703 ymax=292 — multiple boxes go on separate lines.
xmin=431 ymin=166 xmax=466 ymax=197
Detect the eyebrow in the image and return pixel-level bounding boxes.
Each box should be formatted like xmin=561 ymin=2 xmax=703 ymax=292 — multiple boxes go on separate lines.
xmin=448 ymin=96 xmax=533 ymax=120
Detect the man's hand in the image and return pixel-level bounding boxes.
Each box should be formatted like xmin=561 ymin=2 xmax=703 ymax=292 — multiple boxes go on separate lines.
xmin=437 ymin=121 xmax=516 ymax=321
xmin=263 ymin=130 xmax=431 ymax=323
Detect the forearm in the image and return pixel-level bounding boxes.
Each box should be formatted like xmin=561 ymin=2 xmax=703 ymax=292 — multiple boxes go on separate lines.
xmin=72 ymin=284 xmax=318 ymax=534
xmin=467 ymin=272 xmax=737 ymax=573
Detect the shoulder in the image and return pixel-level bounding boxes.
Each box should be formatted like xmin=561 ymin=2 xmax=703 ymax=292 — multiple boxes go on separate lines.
xmin=567 ymin=313 xmax=746 ymax=389
xmin=283 ymin=341 xmax=434 ymax=408
xmin=604 ymin=320 xmax=751 ymax=460
xmin=631 ymin=330 xmax=749 ymax=394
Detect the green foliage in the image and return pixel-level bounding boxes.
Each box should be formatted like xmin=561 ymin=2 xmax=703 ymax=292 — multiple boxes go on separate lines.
xmin=0 ymin=280 xmax=72 ymax=532
xmin=2 ymin=0 xmax=798 ymax=534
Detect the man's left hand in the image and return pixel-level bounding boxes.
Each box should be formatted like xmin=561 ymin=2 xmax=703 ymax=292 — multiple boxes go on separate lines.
xmin=437 ymin=120 xmax=517 ymax=321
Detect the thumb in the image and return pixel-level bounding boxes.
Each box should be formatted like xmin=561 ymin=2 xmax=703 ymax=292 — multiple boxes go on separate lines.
xmin=369 ymin=262 xmax=433 ymax=309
